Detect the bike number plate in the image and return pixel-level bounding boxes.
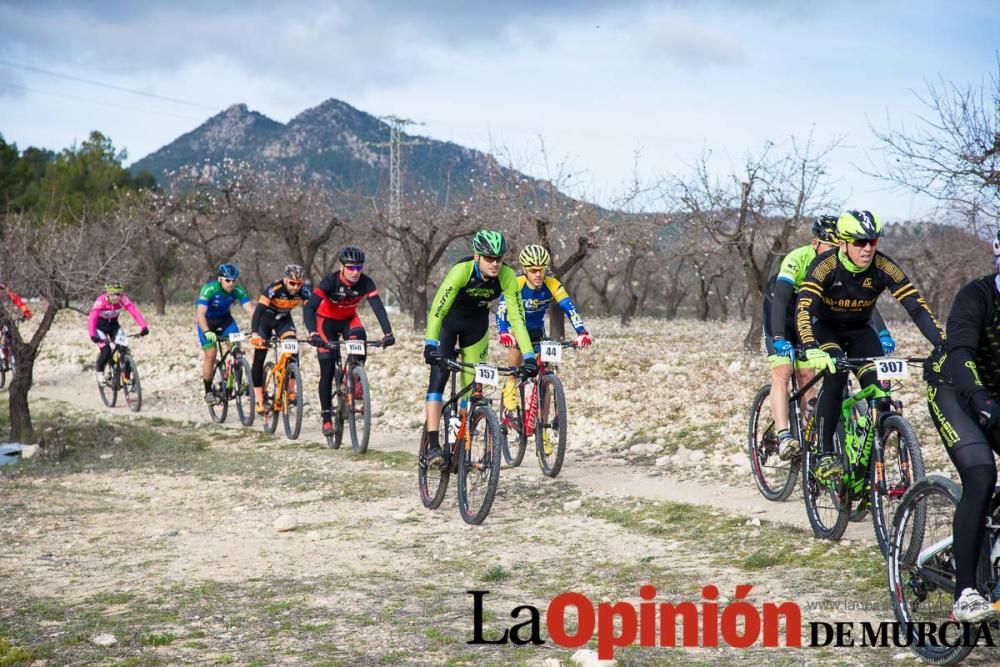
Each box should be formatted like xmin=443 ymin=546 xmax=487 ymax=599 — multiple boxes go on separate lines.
xmin=875 ymin=358 xmax=908 ymax=380
xmin=345 ymin=340 xmax=366 ymax=356
xmin=540 ymin=341 xmax=562 ymax=362
xmin=228 ymin=332 xmax=245 ymax=343
xmin=114 ymin=329 xmax=128 ymax=346
xmin=475 ymin=364 xmax=499 ymax=386
xmin=280 ymin=339 xmax=299 ymax=354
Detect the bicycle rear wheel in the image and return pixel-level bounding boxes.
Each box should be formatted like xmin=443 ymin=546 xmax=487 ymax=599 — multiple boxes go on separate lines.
xmin=121 ymin=354 xmax=142 ymax=413
xmin=418 ymin=406 xmax=452 ymax=509
xmin=234 ymin=357 xmax=254 ymax=427
xmin=871 ymin=414 xmax=926 ymax=559
xmin=536 ymin=374 xmax=568 ymax=478
xmin=262 ymin=362 xmax=278 ymax=434
xmin=347 ymin=365 xmax=371 ymax=453
xmin=98 ymin=361 xmax=118 ymax=408
xmin=747 ymin=384 xmax=799 ymax=501
xmin=457 ymin=403 xmax=503 ymax=525
xmin=282 ymin=362 xmax=304 ymax=440
xmin=802 ymin=433 xmax=850 ymax=541
xmin=887 ymin=475 xmax=985 ymax=665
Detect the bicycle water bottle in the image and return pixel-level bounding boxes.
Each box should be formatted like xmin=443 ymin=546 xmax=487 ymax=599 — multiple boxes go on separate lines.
xmin=448 ymin=415 xmax=460 ymax=444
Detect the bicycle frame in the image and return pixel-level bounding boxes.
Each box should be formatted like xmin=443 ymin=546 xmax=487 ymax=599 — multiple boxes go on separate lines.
xmin=213 ymin=335 xmax=246 ymax=394
xmin=263 ymin=336 xmax=299 ymax=413
xmin=439 ymin=357 xmax=517 ymax=468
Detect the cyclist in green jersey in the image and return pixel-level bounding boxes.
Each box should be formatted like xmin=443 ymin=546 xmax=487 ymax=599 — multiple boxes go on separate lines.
xmin=422 ymin=230 xmax=538 ymax=467
xmin=196 ymin=263 xmax=256 ymax=404
xmin=762 ymin=216 xmax=840 ymax=458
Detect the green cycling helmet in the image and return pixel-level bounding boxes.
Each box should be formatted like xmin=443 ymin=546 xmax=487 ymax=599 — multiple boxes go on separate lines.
xmin=471 ymin=229 xmax=507 ymax=257
xmin=836 ymin=210 xmax=883 ymax=241
xmin=518 ymin=244 xmax=551 ymax=268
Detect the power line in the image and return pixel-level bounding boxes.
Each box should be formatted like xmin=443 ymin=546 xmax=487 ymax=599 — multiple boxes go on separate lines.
xmin=0 ymin=80 xmax=207 ymax=121
xmin=0 ymin=59 xmax=222 ymax=111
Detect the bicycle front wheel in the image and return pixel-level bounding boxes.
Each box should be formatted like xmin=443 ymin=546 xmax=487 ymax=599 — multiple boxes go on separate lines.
xmin=887 ymin=475 xmax=983 ymax=665
xmin=282 ymin=362 xmax=304 ymax=440
xmin=457 ymin=403 xmax=503 ymax=525
xmin=418 ymin=406 xmax=452 ymax=509
xmin=262 ymin=361 xmax=278 ymax=434
xmin=871 ymin=414 xmax=926 ymax=559
xmin=801 ymin=434 xmax=850 ymax=541
xmin=121 ymin=354 xmax=142 ymax=413
xmin=536 ymin=374 xmax=568 ymax=478
xmin=208 ymin=361 xmax=229 ymax=423
xmin=234 ymin=357 xmax=254 ymax=427
xmin=747 ymin=384 xmax=799 ymax=501
xmin=98 ymin=362 xmax=118 ymax=408
xmin=347 ymin=364 xmax=372 ymax=453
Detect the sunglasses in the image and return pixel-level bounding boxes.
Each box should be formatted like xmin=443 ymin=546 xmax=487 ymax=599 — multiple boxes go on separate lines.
xmin=344 ymin=265 xmax=363 ymax=271
xmin=850 ymin=239 xmax=879 ymax=248
xmin=480 ymin=255 xmax=504 ymax=265
xmin=286 ymin=279 xmax=303 ymax=287
xmin=219 ymin=277 xmax=236 ymax=284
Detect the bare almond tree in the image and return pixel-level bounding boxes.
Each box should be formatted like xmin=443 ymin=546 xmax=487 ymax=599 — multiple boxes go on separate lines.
xmin=0 ymin=210 xmax=140 ymax=440
xmin=870 ymin=58 xmax=1000 ymax=229
xmin=672 ymin=136 xmax=839 ymax=349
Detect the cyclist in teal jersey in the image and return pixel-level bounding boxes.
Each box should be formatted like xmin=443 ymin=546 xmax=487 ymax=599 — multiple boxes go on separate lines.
xmin=196 ymin=263 xmax=255 ymax=404
xmin=422 ymin=230 xmax=537 ymax=467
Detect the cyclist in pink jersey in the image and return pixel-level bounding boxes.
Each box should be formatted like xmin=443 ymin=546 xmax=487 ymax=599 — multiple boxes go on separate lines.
xmin=88 ymin=282 xmax=149 ymax=386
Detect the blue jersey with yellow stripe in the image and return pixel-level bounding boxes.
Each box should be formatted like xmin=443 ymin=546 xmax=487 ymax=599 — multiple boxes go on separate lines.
xmin=496 ymin=275 xmax=586 ymax=334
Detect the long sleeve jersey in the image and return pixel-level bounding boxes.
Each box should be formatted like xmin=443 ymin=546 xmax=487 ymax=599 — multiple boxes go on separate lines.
xmin=925 ymin=275 xmax=1000 ymax=401
xmin=425 ymin=257 xmax=535 ymax=359
xmin=495 ymin=274 xmax=586 ymax=335
xmin=303 ymin=271 xmax=392 ymax=335
xmin=769 ymin=244 xmax=886 ymax=337
xmin=88 ymin=292 xmax=148 ymax=337
xmin=796 ymin=248 xmax=943 ymax=348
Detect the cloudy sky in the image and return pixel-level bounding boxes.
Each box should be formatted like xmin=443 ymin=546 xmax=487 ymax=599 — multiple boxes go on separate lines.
xmin=1 ymin=0 xmax=997 ymax=218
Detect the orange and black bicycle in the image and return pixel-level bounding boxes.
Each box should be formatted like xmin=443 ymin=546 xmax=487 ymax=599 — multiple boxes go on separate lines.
xmin=418 ymin=357 xmax=521 ymax=525
xmin=260 ymin=335 xmax=305 ymax=440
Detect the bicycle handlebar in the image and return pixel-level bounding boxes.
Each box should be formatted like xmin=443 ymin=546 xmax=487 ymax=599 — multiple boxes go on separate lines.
xmin=306 ymin=338 xmax=386 ymax=350
xmin=444 ymin=358 xmax=520 ymax=375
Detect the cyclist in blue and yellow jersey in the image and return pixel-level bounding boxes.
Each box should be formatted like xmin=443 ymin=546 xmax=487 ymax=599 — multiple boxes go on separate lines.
xmin=763 ymin=216 xmax=893 ymax=460
xmin=422 ymin=230 xmax=538 ymax=467
xmin=496 ymin=244 xmax=591 ymax=422
xmin=796 ymin=210 xmax=944 ymax=481
xmin=196 ymin=263 xmax=255 ymax=405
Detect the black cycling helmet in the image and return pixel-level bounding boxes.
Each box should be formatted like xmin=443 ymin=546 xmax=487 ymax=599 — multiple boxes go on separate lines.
xmin=283 ymin=264 xmax=304 ymax=281
xmin=217 ymin=263 xmax=239 ymax=280
xmin=811 ymin=215 xmax=839 ymax=244
xmin=338 ymin=246 xmax=365 ymax=265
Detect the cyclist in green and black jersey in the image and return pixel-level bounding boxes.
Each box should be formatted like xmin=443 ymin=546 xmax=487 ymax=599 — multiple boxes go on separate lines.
xmin=923 ymin=233 xmax=1000 ymax=622
xmin=422 ymin=230 xmax=537 ymax=467
xmin=796 ymin=210 xmax=944 ymax=481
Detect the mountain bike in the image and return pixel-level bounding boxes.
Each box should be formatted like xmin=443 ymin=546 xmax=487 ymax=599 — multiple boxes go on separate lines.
xmin=96 ymin=328 xmax=144 ymax=412
xmin=260 ymin=335 xmax=305 ymax=440
xmin=748 ymin=351 xmax=823 ymax=501
xmin=313 ymin=338 xmax=384 ymax=452
xmin=802 ymin=355 xmax=927 ymax=557
xmin=207 ymin=331 xmax=254 ymax=426
xmin=887 ymin=474 xmax=995 ymax=665
xmin=501 ymin=340 xmax=575 ymax=477
xmin=418 ymin=357 xmax=519 ymax=525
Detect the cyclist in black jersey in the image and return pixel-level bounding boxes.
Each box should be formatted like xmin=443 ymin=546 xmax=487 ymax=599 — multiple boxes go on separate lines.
xmin=924 ymin=233 xmax=1000 ymax=622
xmin=249 ymin=264 xmax=311 ymax=414
xmin=795 ymin=210 xmax=944 ymax=481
